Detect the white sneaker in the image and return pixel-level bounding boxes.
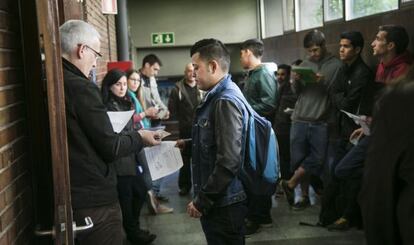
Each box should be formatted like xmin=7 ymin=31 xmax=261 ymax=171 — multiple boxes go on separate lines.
xmin=147 ymin=191 xmax=158 ymax=215
xmin=156 ymin=204 xmax=174 ymax=214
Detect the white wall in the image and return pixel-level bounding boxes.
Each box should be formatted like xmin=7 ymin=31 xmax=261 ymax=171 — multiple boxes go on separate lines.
xmin=128 ymin=0 xmax=259 ymax=76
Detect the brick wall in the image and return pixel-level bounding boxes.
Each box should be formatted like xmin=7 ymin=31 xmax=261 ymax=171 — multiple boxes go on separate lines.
xmin=84 ymin=0 xmax=118 ymax=85
xmin=0 ymin=0 xmax=33 ymax=244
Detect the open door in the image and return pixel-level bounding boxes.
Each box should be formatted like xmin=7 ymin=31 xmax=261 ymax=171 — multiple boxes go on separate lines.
xmin=18 ymin=0 xmax=92 ymax=244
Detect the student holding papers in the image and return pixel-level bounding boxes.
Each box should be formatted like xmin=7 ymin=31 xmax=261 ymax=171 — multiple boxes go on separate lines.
xmin=281 ymin=30 xmax=344 ymax=211
xmin=126 ymin=69 xmax=174 ymax=215
xmin=101 ymin=69 xmax=157 ymax=244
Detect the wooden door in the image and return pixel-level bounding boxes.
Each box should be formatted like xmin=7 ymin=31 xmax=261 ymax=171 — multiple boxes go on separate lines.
xmin=19 ymin=0 xmax=75 ymax=244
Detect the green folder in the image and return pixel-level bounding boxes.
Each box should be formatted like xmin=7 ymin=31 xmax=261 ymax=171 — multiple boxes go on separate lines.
xmin=291 ymin=66 xmax=317 ymax=85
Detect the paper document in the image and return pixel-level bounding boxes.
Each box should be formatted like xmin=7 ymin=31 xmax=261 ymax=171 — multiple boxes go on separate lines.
xmin=292 ymin=66 xmax=317 ymax=85
xmin=341 ymin=110 xmax=370 ymax=136
xmin=107 ymin=110 xmax=135 ymax=133
xmin=144 ymin=141 xmax=183 ymax=181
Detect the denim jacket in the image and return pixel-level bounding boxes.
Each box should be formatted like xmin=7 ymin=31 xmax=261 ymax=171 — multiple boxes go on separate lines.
xmin=192 ymin=75 xmax=247 ymax=215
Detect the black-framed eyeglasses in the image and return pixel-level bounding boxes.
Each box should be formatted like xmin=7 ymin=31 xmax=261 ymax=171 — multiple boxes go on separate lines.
xmin=79 ymin=44 xmax=103 ymax=60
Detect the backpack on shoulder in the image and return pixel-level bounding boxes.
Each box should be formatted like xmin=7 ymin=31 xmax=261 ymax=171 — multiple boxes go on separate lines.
xmin=234 ymin=97 xmax=280 ymax=196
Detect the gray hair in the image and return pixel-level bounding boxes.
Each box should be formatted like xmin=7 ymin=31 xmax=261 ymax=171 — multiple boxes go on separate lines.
xmin=60 ymin=20 xmax=100 ymax=56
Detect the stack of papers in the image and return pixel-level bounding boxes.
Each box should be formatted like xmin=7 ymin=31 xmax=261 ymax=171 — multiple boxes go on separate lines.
xmin=341 ymin=110 xmax=370 ymax=136
xmin=143 ymin=141 xmax=183 ymax=180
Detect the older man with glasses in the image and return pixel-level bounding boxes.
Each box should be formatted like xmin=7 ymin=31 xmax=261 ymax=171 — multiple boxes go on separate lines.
xmin=60 ymin=20 xmax=161 ymax=245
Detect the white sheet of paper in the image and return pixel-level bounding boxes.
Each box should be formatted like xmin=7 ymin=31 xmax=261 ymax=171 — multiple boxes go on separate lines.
xmin=107 ymin=110 xmax=135 ymax=133
xmin=341 ymin=110 xmax=370 ymax=136
xmin=144 ymin=141 xmax=183 ymax=181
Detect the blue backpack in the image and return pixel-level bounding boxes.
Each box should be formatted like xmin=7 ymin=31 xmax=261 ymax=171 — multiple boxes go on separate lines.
xmin=235 ymin=97 xmax=280 ymax=196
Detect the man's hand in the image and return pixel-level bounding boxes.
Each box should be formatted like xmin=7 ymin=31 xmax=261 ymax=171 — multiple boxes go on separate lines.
xmin=315 ymin=73 xmax=324 ymax=82
xmin=175 ymin=139 xmax=186 ymax=151
xmin=187 ymin=201 xmax=202 ymax=218
xmin=138 ymin=130 xmax=161 ymax=146
xmin=145 ymin=107 xmax=159 ymax=119
xmin=163 ymin=110 xmax=170 ymax=120
xmin=349 ymin=127 xmax=364 ymax=142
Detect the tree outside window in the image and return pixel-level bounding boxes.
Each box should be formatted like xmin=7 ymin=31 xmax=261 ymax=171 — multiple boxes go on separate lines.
xmin=325 ymin=0 xmax=343 ymax=21
xmin=346 ymin=0 xmax=398 ymax=20
xmin=295 ymin=0 xmax=323 ymax=31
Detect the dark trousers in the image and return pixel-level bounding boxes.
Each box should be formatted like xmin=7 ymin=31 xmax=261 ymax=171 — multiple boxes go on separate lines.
xmin=178 ymin=152 xmax=192 ymax=190
xmin=200 ymin=201 xmax=248 ymax=245
xmin=74 ymin=202 xmax=124 ymax=245
xmin=321 ymin=176 xmax=362 ymax=226
xmin=277 ymin=132 xmax=293 ymax=180
xmin=246 ymin=194 xmax=272 ymax=224
xmin=117 ymin=175 xmax=147 ymax=242
xmin=341 ymin=177 xmax=362 ymax=224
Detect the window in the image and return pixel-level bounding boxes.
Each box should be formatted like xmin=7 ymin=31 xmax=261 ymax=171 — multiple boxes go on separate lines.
xmin=295 ymin=0 xmax=323 ymax=31
xmin=261 ymin=0 xmax=284 ymax=38
xmin=345 ymin=0 xmax=398 ymax=20
xmin=324 ymin=0 xmax=343 ymax=21
xmin=283 ymin=0 xmax=295 ymax=31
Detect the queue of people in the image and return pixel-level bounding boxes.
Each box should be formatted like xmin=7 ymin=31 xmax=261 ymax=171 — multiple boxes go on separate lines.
xmin=60 ymin=19 xmax=413 ymax=245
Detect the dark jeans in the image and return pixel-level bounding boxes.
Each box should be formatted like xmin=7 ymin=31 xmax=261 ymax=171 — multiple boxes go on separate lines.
xmin=200 ymin=201 xmax=248 ymax=245
xmin=74 ymin=202 xmax=124 ymax=245
xmin=334 ymin=136 xmax=370 ymax=179
xmin=246 ymin=193 xmax=272 ymax=224
xmin=117 ymin=175 xmax=147 ymax=241
xmin=290 ymin=121 xmax=328 ymax=176
xmin=178 ymin=152 xmax=192 ymax=190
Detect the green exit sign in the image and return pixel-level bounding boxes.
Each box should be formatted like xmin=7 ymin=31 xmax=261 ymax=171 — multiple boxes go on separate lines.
xmin=151 ymin=32 xmax=175 ymax=45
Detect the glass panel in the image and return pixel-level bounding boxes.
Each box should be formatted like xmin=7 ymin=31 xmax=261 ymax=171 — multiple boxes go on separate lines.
xmin=295 ymin=0 xmax=323 ymax=31
xmin=283 ymin=0 xmax=295 ymax=31
xmin=262 ymin=0 xmax=284 ymax=38
xmin=324 ymin=0 xmax=343 ymax=21
xmin=345 ymin=0 xmax=398 ymax=20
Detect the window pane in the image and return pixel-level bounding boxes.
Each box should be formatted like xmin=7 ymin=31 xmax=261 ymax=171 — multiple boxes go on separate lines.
xmin=324 ymin=0 xmax=343 ymax=21
xmin=295 ymin=0 xmax=323 ymax=31
xmin=345 ymin=0 xmax=398 ymax=20
xmin=283 ymin=0 xmax=295 ymax=31
xmin=262 ymin=0 xmax=284 ymax=38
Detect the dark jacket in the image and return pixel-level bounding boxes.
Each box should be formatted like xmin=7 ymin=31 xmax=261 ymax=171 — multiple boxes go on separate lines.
xmin=192 ymin=75 xmax=247 ymax=215
xmin=168 ymin=79 xmax=202 ymax=138
xmin=332 ymin=57 xmax=374 ymax=138
xmin=273 ymin=81 xmax=297 ymax=134
xmin=63 ymin=59 xmax=143 ymax=209
xmin=359 ymin=80 xmax=414 ymax=245
xmin=292 ymin=54 xmax=343 ymax=122
xmin=243 ymin=65 xmax=277 ymax=117
xmin=105 ymin=96 xmax=138 ymax=176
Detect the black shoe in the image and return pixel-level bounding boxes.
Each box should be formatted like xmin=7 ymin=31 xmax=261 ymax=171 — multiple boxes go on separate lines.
xmin=292 ymin=196 xmax=311 ymax=211
xmin=129 ymin=230 xmax=157 ymax=245
xmin=178 ymin=187 xmax=190 ymax=196
xmin=327 ymin=217 xmax=350 ymax=231
xmin=245 ymin=220 xmax=260 ymax=236
xmin=155 ymin=194 xmax=169 ymax=202
xmin=281 ymin=180 xmax=294 ymax=206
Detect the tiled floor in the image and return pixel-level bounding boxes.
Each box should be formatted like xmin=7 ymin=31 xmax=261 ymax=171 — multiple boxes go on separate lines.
xmin=141 ymin=172 xmax=366 ymax=245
